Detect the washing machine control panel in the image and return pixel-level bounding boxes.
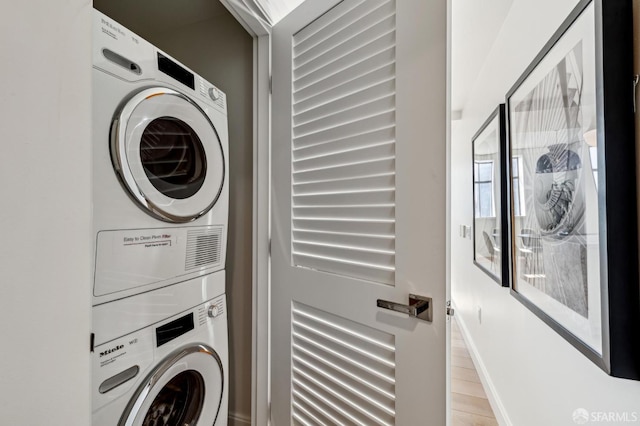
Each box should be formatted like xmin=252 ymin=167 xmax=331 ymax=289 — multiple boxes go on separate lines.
xmin=93 ymin=294 xmax=227 ymax=413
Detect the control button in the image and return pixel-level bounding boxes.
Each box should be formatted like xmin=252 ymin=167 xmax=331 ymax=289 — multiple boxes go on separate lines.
xmin=208 ymin=305 xmax=219 ymax=318
xmin=208 ymin=87 xmax=220 ymax=101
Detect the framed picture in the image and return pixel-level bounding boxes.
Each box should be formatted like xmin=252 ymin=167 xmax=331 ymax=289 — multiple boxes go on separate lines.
xmin=472 ymin=105 xmax=509 ymax=286
xmin=506 ymin=0 xmax=640 ymax=379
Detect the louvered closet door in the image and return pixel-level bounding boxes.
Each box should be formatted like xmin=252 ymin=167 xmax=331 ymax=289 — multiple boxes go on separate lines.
xmin=271 ymin=0 xmax=448 ymax=424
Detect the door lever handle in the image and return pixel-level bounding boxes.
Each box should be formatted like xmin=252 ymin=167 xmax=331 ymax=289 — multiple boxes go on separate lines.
xmin=376 ymin=294 xmax=433 ymax=322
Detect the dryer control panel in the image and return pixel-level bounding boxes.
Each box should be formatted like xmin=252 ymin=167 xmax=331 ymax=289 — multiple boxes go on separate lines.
xmin=92 ymin=9 xmax=227 ymax=114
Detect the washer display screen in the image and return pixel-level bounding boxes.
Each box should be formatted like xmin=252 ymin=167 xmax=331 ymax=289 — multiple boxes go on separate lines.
xmin=140 ymin=117 xmax=207 ymax=200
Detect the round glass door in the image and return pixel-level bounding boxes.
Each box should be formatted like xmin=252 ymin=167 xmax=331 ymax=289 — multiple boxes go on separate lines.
xmin=140 ymin=117 xmax=207 ymax=200
xmin=112 ymin=87 xmax=225 ymax=223
xmin=141 ymin=370 xmax=204 ymax=426
xmin=120 ymin=345 xmax=223 ymax=426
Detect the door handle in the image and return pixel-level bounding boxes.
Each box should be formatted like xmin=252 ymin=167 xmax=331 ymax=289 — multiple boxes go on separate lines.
xmin=376 ymin=294 xmax=433 ymax=322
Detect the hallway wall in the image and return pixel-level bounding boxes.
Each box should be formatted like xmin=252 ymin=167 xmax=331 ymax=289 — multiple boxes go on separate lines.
xmin=0 ymin=1 xmax=92 ymax=424
xmin=451 ymin=0 xmax=640 ymax=424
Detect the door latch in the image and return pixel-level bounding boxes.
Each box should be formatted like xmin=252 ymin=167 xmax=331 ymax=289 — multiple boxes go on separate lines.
xmin=446 ymin=300 xmax=455 ymax=317
xmin=377 ymin=294 xmax=432 ymax=322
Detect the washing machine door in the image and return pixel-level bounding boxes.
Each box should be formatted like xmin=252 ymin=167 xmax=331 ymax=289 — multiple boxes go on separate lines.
xmin=112 ymin=87 xmax=225 ymax=223
xmin=120 ymin=345 xmax=223 ymax=426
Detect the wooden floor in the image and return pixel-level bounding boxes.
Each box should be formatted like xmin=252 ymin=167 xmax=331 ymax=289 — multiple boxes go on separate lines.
xmin=451 ymin=317 xmax=498 ymax=426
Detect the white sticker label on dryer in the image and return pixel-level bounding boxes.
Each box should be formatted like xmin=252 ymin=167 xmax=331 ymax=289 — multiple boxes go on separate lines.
xmin=122 ymin=232 xmax=176 ymax=249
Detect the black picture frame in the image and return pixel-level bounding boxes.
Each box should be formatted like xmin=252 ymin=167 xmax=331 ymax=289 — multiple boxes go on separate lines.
xmin=505 ymin=0 xmax=640 ymax=379
xmin=472 ymin=105 xmax=509 ymax=287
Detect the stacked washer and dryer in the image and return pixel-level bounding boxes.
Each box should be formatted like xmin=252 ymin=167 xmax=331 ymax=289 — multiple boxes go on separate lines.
xmin=91 ymin=10 xmax=229 ymax=426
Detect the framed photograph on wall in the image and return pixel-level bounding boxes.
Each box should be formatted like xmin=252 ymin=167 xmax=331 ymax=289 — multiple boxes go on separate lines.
xmin=506 ymin=0 xmax=640 ymax=379
xmin=472 ymin=105 xmax=509 ymax=286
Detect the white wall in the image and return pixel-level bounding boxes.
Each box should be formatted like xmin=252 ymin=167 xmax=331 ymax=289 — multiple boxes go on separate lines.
xmin=0 ymin=1 xmax=92 ymax=425
xmin=451 ymin=0 xmax=640 ymax=424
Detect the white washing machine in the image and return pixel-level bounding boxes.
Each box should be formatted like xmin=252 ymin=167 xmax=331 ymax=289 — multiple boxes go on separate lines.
xmin=92 ymin=9 xmax=229 ymax=305
xmin=92 ymin=271 xmax=228 ymax=425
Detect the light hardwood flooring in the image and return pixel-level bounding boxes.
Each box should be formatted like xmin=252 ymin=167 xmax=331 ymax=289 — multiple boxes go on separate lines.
xmin=451 ymin=317 xmax=498 ymax=426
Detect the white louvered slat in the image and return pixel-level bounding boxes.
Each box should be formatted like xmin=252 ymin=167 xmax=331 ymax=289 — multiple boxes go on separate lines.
xmin=294 ymin=378 xmax=369 ymax=425
xmin=293 ymin=94 xmax=395 ymax=137
xmin=292 ymin=253 xmax=395 ymax=284
xmin=294 ymin=110 xmax=395 ymax=149
xmin=292 ymin=303 xmax=396 ymax=426
xmin=294 ymin=188 xmax=394 ymax=207
xmin=293 ymin=229 xmax=394 ymax=251
xmin=294 ymin=357 xmax=395 ymax=416
xmin=293 ymin=333 xmax=395 ymax=385
xmin=293 ymin=205 xmax=395 ymax=220
xmin=294 ymin=343 xmax=395 ymax=399
xmin=293 ymin=218 xmax=394 ymax=235
xmin=294 ymin=166 xmax=394 ymax=190
xmin=293 ymin=241 xmax=394 ymax=272
xmin=293 ymin=127 xmax=394 ymax=160
xmin=293 ymin=174 xmax=394 ymax=196
xmin=293 ymin=0 xmax=365 ymax=51
xmin=294 ymin=57 xmax=395 ymax=109
xmin=294 ymin=0 xmax=394 ymax=67
xmin=294 ymin=79 xmax=395 ymax=125
xmin=291 ymin=0 xmax=396 ymax=285
xmin=293 ymin=31 xmax=395 ymax=92
xmin=293 ymin=14 xmax=396 ymax=80
xmin=293 ymin=389 xmax=347 ymax=425
xmin=293 ymin=399 xmax=330 ymax=426
xmin=293 ymin=366 xmax=393 ymax=425
xmin=293 ymin=147 xmax=394 ymax=177
xmin=294 ymin=0 xmax=380 ymax=56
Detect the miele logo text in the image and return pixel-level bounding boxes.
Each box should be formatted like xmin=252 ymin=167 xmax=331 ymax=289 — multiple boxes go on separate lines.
xmin=100 ymin=18 xmax=124 ymax=36
xmin=100 ymin=345 xmax=124 ymax=357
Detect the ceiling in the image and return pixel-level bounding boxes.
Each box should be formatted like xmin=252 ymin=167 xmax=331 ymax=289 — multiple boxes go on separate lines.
xmin=251 ymin=0 xmax=305 ymax=24
xmin=451 ymin=0 xmax=514 ymax=114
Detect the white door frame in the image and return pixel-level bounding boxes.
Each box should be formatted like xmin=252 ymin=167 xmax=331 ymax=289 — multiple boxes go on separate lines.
xmin=218 ymin=2 xmax=272 ymax=424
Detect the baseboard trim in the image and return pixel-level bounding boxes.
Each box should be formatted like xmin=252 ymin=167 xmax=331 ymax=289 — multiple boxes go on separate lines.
xmin=228 ymin=411 xmax=251 ymax=426
xmin=453 ymin=305 xmax=512 ymax=426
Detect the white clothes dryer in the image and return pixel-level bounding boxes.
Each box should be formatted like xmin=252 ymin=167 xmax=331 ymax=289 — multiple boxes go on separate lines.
xmin=92 ymin=271 xmax=228 ymax=426
xmin=92 ymin=9 xmax=229 ymax=305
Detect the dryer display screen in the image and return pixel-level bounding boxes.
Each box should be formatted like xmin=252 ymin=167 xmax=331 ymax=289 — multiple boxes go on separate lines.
xmin=156 ymin=313 xmax=194 ymax=347
xmin=157 ymin=52 xmax=195 ymax=90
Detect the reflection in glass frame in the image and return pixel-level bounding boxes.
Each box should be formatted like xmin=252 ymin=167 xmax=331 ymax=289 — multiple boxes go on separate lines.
xmin=472 ymin=105 xmax=508 ymax=286
xmin=506 ymin=0 xmax=640 ymax=379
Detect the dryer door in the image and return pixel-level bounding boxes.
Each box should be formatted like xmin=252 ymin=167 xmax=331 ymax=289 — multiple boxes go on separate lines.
xmin=119 ymin=345 xmax=223 ymax=426
xmin=112 ymin=87 xmax=225 ymax=223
